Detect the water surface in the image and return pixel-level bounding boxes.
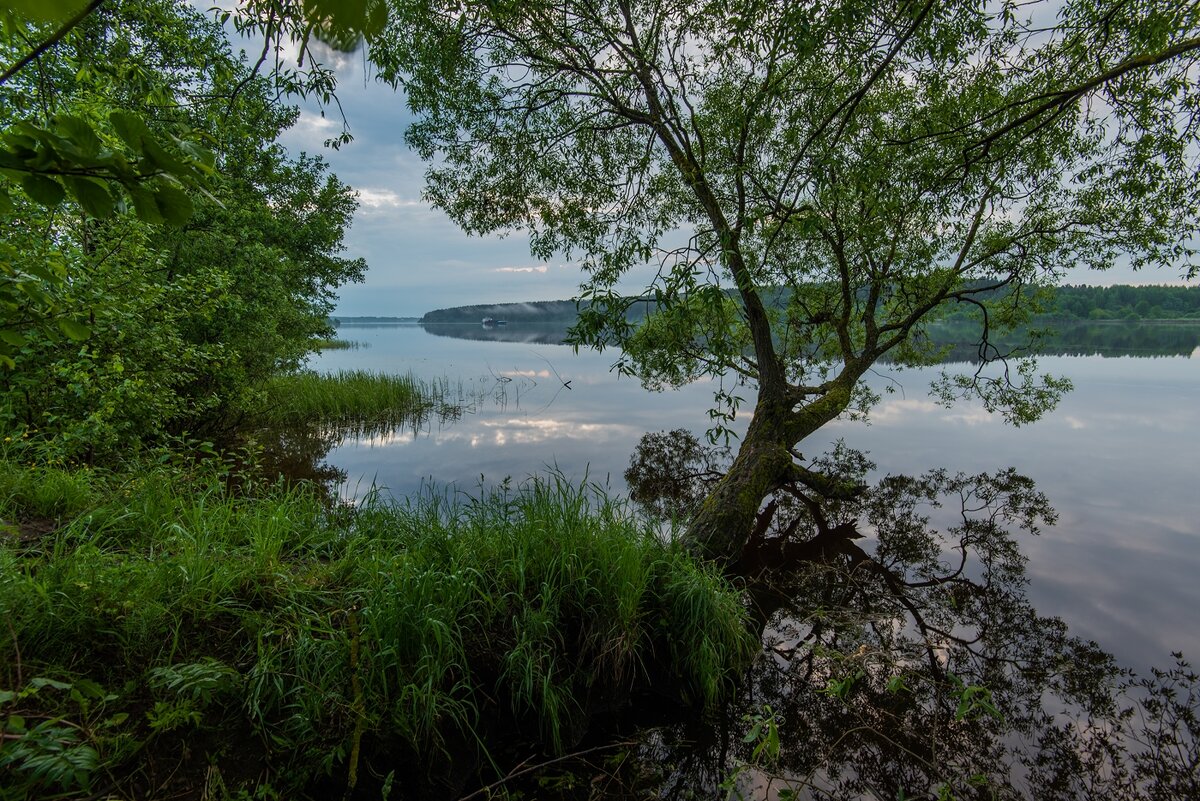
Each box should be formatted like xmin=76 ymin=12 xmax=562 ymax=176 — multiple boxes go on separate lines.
xmin=312 ymin=321 xmax=1200 ymax=673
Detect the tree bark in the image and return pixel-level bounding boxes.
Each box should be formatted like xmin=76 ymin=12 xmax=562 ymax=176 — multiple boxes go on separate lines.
xmin=683 ymin=377 xmax=861 ymax=568
xmin=684 ymin=397 xmax=797 ymax=566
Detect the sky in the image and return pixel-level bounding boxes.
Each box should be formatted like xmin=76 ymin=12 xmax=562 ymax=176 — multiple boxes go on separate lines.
xmin=215 ymin=12 xmax=1191 ymax=318
xmin=258 ymin=47 xmax=588 ymax=318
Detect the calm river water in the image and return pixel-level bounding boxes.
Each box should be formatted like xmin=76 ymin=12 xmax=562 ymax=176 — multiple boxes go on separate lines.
xmin=311 ymin=321 xmax=1200 ymax=675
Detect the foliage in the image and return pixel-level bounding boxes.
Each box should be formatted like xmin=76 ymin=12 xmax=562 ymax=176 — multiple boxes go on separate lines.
xmin=0 ymin=1 xmax=92 ymax=27
xmin=935 ymin=282 xmax=1200 ymax=322
xmin=0 ymin=675 xmax=117 ymax=798
xmin=367 ymin=0 xmax=1200 ymax=562
xmin=0 ymin=110 xmax=214 ymax=224
xmin=422 ymin=299 xmax=587 ymax=324
xmin=0 ymin=460 xmax=755 ymax=799
xmin=0 ymin=1 xmax=222 ymax=368
xmin=0 ymin=0 xmax=364 ymax=460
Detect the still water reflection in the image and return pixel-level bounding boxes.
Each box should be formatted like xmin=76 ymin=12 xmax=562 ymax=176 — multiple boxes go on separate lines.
xmin=309 ymin=322 xmax=1199 ymax=675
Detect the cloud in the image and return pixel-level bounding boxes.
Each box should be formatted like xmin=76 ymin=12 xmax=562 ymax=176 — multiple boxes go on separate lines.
xmin=280 ymin=110 xmax=341 ymax=151
xmin=495 ymin=265 xmax=549 ymax=274
xmin=356 ymin=188 xmax=402 ymax=207
xmin=355 ymin=188 xmax=424 ymax=209
xmin=840 ymin=397 xmax=997 ymax=428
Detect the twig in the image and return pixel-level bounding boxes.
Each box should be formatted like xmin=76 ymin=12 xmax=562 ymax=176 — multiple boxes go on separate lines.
xmin=532 ymin=351 xmax=572 ymax=389
xmin=457 ymin=740 xmax=637 ymax=801
xmin=5 ymin=617 xmax=20 ymax=688
xmin=0 ymin=0 xmax=106 ymax=86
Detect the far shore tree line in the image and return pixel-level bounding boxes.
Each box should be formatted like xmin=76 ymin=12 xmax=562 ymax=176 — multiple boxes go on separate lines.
xmin=408 ymin=283 xmax=1200 ymax=326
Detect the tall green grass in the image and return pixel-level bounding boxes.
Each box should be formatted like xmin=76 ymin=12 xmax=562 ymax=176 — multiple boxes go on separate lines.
xmin=312 ymin=338 xmax=362 ymax=350
xmin=0 ymin=462 xmax=755 ymax=799
xmin=259 ymin=369 xmax=438 ymax=431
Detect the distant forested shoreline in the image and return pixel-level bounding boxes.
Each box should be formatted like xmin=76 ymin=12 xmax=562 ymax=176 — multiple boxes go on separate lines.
xmin=946 ymin=283 xmax=1200 ymax=321
xmin=418 ymin=300 xmax=584 ymax=323
xmin=402 ymin=284 xmax=1200 ymax=326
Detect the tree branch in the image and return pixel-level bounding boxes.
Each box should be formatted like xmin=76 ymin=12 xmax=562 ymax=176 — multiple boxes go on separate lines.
xmin=0 ymin=0 xmax=106 ymax=86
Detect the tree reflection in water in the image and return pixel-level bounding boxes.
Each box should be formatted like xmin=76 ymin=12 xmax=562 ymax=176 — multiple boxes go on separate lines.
xmin=254 ymin=423 xmax=348 ymax=499
xmin=245 ymin=414 xmax=1196 ymax=798
xmin=419 ymin=319 xmax=1200 ymax=363
xmin=624 ymin=432 xmax=1198 ymax=801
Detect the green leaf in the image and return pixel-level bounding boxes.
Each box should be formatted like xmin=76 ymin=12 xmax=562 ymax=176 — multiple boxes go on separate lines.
xmin=140 ymin=136 xmax=187 ymax=175
xmin=0 ymin=329 xmax=27 ymax=347
xmin=20 ymin=259 xmax=62 ymax=283
xmin=109 ymin=111 xmax=152 ymax=153
xmin=178 ymin=139 xmax=216 ymax=171
xmin=64 ymin=176 xmax=114 ymax=218
xmin=21 ymin=174 xmax=65 ymax=207
xmin=71 ymin=678 xmax=107 ymax=699
xmin=127 ymin=184 xmax=164 ymax=224
xmin=54 ymin=115 xmax=102 ymax=157
xmin=365 ymin=0 xmax=388 ymax=36
xmin=154 ymin=182 xmax=193 ymax=226
xmin=57 ymin=318 xmax=91 ymax=341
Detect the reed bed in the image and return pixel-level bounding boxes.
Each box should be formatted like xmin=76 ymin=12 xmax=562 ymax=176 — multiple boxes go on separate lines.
xmin=259 ymin=369 xmax=435 ymax=429
xmin=312 ymin=338 xmax=363 ymax=350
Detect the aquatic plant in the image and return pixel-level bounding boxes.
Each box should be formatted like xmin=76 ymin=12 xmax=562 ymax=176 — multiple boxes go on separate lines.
xmin=257 ymin=370 xmax=443 ymax=434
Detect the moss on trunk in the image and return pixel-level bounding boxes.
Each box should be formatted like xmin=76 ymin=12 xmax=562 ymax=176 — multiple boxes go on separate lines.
xmin=682 ymin=381 xmax=857 ymax=567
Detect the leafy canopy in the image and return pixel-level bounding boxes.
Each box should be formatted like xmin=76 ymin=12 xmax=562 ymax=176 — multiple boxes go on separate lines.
xmin=367 ymin=0 xmax=1199 ymax=560
xmin=0 ymin=0 xmax=364 ymax=459
xmin=372 ymin=0 xmax=1197 ymax=410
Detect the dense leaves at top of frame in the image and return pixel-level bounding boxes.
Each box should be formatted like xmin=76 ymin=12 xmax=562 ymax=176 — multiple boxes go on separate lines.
xmin=0 ymin=112 xmax=213 ymax=224
xmin=0 ymin=0 xmax=89 ymax=25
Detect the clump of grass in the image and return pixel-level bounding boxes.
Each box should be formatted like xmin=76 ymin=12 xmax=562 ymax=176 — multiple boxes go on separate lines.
xmin=258 ymin=370 xmax=435 ymax=430
xmin=0 ymin=461 xmax=98 ymax=520
xmin=0 ymin=463 xmax=755 ymax=799
xmin=312 ymin=338 xmax=363 ymax=350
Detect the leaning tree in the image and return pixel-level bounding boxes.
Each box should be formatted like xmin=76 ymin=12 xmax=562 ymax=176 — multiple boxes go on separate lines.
xmin=365 ymin=0 xmax=1199 ymax=565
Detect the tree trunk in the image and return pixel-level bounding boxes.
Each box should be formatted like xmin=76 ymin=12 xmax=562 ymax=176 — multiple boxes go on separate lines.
xmin=683 ymin=394 xmax=795 ymax=566
xmin=682 ymin=380 xmax=858 ymax=568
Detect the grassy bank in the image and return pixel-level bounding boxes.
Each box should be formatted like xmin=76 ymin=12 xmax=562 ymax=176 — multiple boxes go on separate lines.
xmin=0 ymin=461 xmax=755 ymax=799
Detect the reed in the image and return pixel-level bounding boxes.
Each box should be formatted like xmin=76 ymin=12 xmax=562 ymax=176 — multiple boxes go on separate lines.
xmin=311 ymin=338 xmax=362 ymax=350
xmin=258 ymin=369 xmax=433 ymax=428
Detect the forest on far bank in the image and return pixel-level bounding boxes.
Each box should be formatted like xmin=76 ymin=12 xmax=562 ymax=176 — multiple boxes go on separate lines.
xmin=409 ymin=284 xmax=1200 ymax=327
xmin=945 ymin=283 xmax=1200 ymax=321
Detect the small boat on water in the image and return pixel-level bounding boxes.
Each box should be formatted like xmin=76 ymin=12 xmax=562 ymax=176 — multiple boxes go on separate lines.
xmin=481 ymin=318 xmax=508 ymax=327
